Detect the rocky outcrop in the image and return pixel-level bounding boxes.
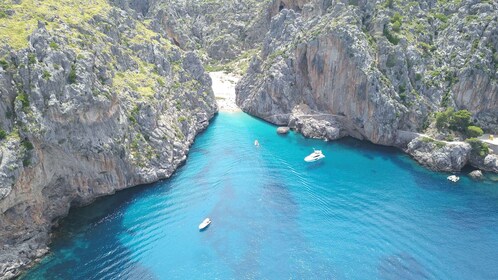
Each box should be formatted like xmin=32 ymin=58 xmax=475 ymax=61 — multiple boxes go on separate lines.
xmin=469 ymin=170 xmax=483 ymax=180
xmin=287 ymin=104 xmax=345 ymax=140
xmin=469 ymin=153 xmax=498 ymax=173
xmin=142 ymin=0 xmax=273 ymax=63
xmin=276 ymin=126 xmax=290 ymax=134
xmin=406 ymin=137 xmax=471 ymax=172
xmin=236 ymin=0 xmax=498 ymax=171
xmin=0 ymin=2 xmax=216 ymax=278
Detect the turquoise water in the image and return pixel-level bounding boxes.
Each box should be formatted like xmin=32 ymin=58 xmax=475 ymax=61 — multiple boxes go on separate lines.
xmin=23 ymin=113 xmax=498 ymax=279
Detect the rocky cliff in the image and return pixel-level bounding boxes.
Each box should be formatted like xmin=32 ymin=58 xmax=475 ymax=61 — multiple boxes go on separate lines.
xmin=2 ymin=0 xmax=498 ymax=278
xmin=141 ymin=0 xmax=272 ymax=70
xmin=0 ymin=0 xmax=216 ymax=278
xmin=236 ymin=0 xmax=498 ymax=171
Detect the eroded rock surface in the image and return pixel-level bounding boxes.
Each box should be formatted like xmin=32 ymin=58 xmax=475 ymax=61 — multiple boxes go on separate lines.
xmin=236 ymin=0 xmax=498 ymax=170
xmin=406 ymin=137 xmax=471 ymax=172
xmin=0 ymin=2 xmax=216 ymax=278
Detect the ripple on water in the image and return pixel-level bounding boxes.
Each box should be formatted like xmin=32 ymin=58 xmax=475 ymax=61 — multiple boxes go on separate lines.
xmin=22 ymin=113 xmax=498 ymax=279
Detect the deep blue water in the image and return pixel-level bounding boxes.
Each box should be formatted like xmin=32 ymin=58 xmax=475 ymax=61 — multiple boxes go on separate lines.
xmin=22 ymin=113 xmax=498 ymax=279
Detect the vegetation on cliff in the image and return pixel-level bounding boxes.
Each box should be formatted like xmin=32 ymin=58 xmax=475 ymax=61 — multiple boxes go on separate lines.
xmin=0 ymin=0 xmax=217 ymax=278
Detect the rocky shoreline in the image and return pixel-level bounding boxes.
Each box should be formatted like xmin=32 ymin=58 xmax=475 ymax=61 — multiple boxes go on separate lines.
xmin=0 ymin=2 xmax=217 ymax=278
xmin=236 ymin=0 xmax=498 ymax=175
xmin=249 ymin=105 xmax=498 ymax=175
xmin=1 ymin=0 xmax=498 ymax=278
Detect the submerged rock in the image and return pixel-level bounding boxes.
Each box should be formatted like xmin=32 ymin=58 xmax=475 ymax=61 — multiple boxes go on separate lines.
xmin=277 ymin=126 xmax=290 ymax=134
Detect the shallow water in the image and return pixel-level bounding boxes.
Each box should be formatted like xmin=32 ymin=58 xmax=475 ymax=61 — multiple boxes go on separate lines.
xmin=22 ymin=113 xmax=498 ymax=279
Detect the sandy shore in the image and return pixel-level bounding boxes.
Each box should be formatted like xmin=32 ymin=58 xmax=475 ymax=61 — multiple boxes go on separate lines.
xmin=209 ymin=71 xmax=241 ymax=112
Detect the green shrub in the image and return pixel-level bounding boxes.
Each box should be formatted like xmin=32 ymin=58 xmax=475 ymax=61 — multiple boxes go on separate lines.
xmin=435 ymin=108 xmax=473 ymax=132
xmin=68 ymin=64 xmax=77 ymax=84
xmin=17 ymin=92 xmax=30 ymax=110
xmin=0 ymin=59 xmax=8 ymax=69
xmin=383 ymin=26 xmax=400 ymax=45
xmin=28 ymin=53 xmax=36 ymax=65
xmin=441 ymin=91 xmax=451 ymax=107
xmin=466 ymin=138 xmax=489 ymax=157
xmin=390 ymin=13 xmax=403 ymax=33
xmin=392 ymin=21 xmax=401 ymax=32
xmin=22 ymin=140 xmax=34 ymax=150
xmin=435 ymin=107 xmax=453 ymax=129
xmin=399 ymin=84 xmax=406 ymax=93
xmin=434 ymin=13 xmax=448 ymax=23
xmin=0 ymin=129 xmax=6 ymax=140
xmin=386 ymin=54 xmax=397 ymax=67
xmin=399 ymin=93 xmax=407 ymax=102
xmin=415 ymin=73 xmax=422 ymax=81
xmin=42 ymin=70 xmax=51 ymax=80
xmin=466 ymin=126 xmax=483 ymax=137
xmin=49 ymin=41 xmax=59 ymax=50
xmin=391 ymin=12 xmax=402 ymax=24
xmin=449 ymin=109 xmax=471 ymax=132
xmin=419 ymin=42 xmax=436 ymax=52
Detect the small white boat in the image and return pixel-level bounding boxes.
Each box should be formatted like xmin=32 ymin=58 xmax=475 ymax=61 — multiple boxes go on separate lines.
xmin=199 ymin=218 xmax=211 ymax=230
xmin=304 ymin=149 xmax=325 ymax=162
xmin=254 ymin=140 xmax=260 ymax=147
xmin=447 ymin=175 xmax=460 ymax=183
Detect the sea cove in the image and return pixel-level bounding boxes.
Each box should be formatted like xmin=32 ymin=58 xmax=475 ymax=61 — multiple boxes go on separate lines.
xmin=22 ymin=113 xmax=498 ymax=279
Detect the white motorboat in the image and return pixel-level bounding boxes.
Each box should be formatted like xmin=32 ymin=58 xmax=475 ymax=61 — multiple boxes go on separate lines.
xmin=304 ymin=149 xmax=325 ymax=162
xmin=254 ymin=140 xmax=260 ymax=147
xmin=199 ymin=218 xmax=211 ymax=230
xmin=447 ymin=175 xmax=459 ymax=182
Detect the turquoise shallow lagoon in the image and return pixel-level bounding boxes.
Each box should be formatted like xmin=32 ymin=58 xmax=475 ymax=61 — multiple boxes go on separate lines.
xmin=22 ymin=112 xmax=498 ymax=279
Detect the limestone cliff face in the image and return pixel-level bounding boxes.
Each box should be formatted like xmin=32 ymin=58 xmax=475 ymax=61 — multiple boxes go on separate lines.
xmin=237 ymin=0 xmax=498 ymax=169
xmin=0 ymin=1 xmax=216 ymax=278
xmin=138 ymin=0 xmax=272 ymax=63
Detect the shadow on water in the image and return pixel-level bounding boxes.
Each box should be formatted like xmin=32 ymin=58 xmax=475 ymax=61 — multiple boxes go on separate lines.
xmin=20 ymin=113 xmax=498 ymax=279
xmin=378 ymin=252 xmax=430 ymax=280
xmin=20 ymin=180 xmax=170 ymax=280
xmin=332 ymin=136 xmax=498 ymax=233
xmin=336 ymin=137 xmax=480 ymax=193
xmin=335 ymin=137 xmax=400 ymax=161
xmin=304 ymin=160 xmax=325 ymax=170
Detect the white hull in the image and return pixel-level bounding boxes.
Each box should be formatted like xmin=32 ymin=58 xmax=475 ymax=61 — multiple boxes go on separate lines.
xmin=304 ymin=150 xmax=325 ymax=162
xmin=447 ymin=175 xmax=460 ymax=182
xmin=199 ymin=218 xmax=211 ymax=230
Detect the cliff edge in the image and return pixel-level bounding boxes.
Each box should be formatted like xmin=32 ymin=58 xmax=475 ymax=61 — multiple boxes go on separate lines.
xmin=0 ymin=1 xmax=216 ymax=278
xmin=236 ymin=0 xmax=498 ymax=172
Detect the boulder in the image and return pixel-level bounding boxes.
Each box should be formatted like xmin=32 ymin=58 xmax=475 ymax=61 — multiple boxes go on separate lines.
xmin=277 ymin=126 xmax=290 ymax=134
xmin=469 ymin=170 xmax=483 ymax=180
xmin=406 ymin=137 xmax=471 ymax=172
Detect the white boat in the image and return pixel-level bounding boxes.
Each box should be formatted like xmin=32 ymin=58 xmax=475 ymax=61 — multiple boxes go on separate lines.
xmin=254 ymin=140 xmax=260 ymax=147
xmin=198 ymin=218 xmax=211 ymax=230
xmin=447 ymin=175 xmax=460 ymax=182
xmin=304 ymin=149 xmax=325 ymax=162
